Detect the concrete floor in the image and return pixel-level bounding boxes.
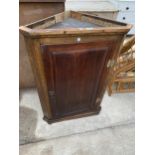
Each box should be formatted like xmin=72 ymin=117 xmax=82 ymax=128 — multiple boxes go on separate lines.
xmin=19 ymin=89 xmax=135 ymax=155
xmin=20 ymin=123 xmax=134 ymax=155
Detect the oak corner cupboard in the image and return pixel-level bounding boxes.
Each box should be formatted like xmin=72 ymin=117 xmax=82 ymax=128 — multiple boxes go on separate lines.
xmin=19 ymin=11 xmax=132 ymax=124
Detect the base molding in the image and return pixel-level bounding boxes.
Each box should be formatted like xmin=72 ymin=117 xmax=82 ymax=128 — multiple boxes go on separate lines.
xmin=43 ymin=106 xmax=101 ymax=124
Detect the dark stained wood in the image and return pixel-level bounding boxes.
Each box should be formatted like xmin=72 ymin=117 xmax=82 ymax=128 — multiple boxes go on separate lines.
xmin=41 ymin=41 xmax=115 ymax=119
xmin=20 ymin=11 xmax=132 ymax=123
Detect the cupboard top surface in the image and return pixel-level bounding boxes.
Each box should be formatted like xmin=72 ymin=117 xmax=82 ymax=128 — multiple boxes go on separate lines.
xmin=46 ymin=18 xmax=101 ymax=29
xmin=19 ymin=11 xmax=132 ymax=37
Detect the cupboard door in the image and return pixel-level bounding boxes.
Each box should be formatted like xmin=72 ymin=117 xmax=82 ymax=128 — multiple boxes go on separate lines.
xmin=41 ymin=41 xmax=113 ymax=119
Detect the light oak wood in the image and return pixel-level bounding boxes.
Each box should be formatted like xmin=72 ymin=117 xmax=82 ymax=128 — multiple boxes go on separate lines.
xmin=107 ymin=35 xmax=135 ymax=96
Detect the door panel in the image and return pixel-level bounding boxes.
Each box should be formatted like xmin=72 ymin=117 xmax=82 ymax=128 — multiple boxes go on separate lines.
xmin=41 ymin=41 xmax=113 ymax=118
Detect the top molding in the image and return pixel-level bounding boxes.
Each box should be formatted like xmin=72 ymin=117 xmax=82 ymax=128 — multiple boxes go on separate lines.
xmin=19 ymin=11 xmax=132 ymax=38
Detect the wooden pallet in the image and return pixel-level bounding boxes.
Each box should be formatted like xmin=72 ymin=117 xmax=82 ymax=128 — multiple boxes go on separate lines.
xmin=107 ymin=35 xmax=135 ymax=96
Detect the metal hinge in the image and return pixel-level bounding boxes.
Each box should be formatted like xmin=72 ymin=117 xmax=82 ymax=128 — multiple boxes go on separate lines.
xmin=107 ymin=59 xmax=115 ymax=68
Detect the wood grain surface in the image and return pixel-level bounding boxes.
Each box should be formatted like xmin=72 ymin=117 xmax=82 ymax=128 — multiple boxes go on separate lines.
xmin=20 ymin=11 xmax=131 ymax=123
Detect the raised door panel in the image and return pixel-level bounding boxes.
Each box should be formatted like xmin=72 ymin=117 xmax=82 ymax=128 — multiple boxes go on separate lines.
xmin=41 ymin=41 xmax=114 ymax=119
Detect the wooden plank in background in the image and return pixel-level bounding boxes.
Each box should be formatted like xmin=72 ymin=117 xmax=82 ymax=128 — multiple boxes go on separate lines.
xmin=19 ymin=2 xmax=65 ymax=88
